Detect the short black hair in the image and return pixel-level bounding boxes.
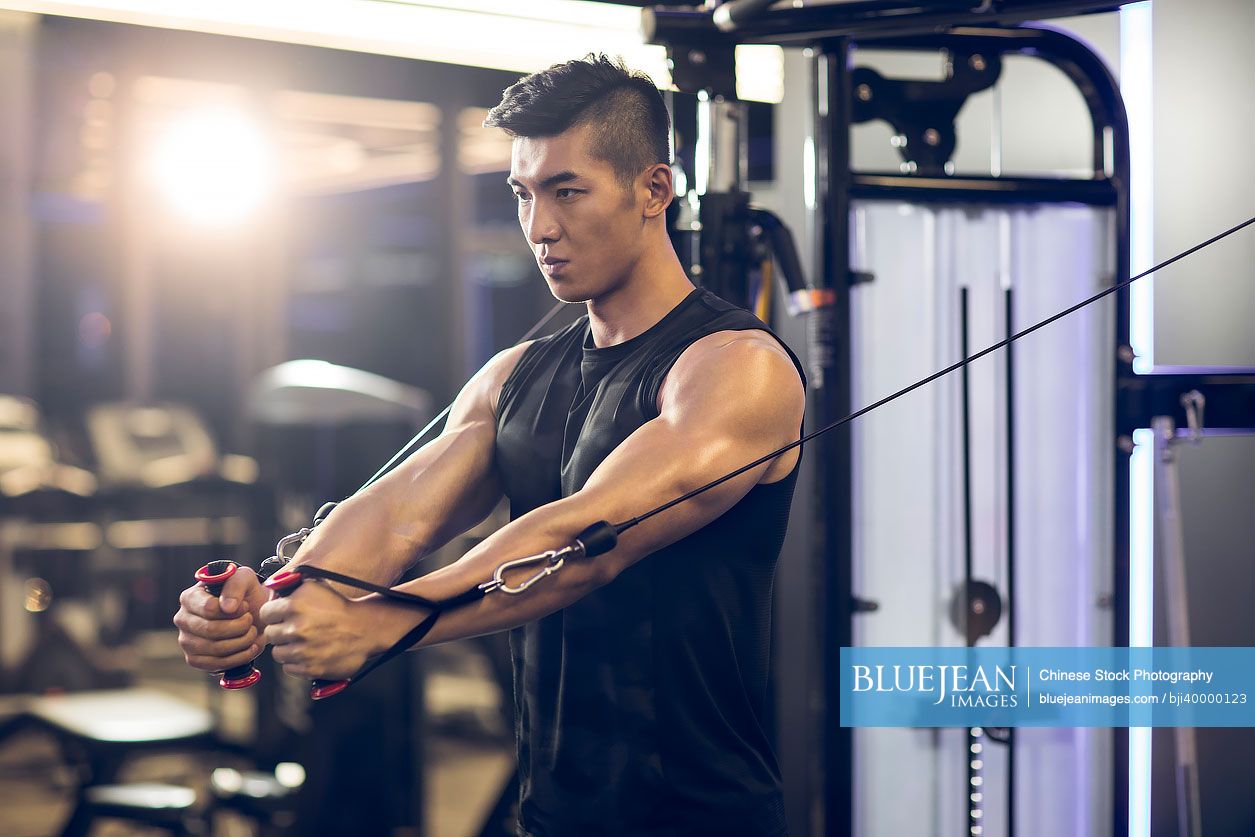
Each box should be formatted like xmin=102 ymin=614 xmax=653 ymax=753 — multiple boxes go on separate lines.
xmin=484 ymin=53 xmax=671 ymax=185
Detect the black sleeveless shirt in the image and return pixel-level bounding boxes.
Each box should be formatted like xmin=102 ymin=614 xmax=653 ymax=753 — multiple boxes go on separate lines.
xmin=494 ymin=288 xmax=804 ymax=837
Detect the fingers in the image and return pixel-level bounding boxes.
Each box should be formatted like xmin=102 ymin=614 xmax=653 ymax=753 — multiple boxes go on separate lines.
xmin=262 ymin=618 xmax=301 ymax=648
xmin=266 ymin=625 xmax=314 ymax=678
xmin=174 ymin=583 xmax=264 ymax=671
xmin=258 ymin=596 xmax=293 ymax=630
xmin=218 ymin=566 xmax=262 ymax=616
xmin=270 ymin=643 xmax=344 ymax=681
xmin=174 ymin=564 xmax=275 ymax=673
xmin=183 ymin=641 xmax=262 ymax=674
xmin=179 ymin=583 xmax=228 ymax=620
xmin=270 ymin=642 xmax=303 ymax=668
xmin=175 ymin=609 xmax=260 ymax=671
xmin=176 ymin=618 xmax=259 ymax=660
xmin=174 ymin=607 xmax=254 ymax=641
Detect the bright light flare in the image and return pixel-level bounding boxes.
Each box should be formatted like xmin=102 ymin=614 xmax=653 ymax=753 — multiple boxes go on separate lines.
xmin=147 ymin=109 xmax=275 ymax=225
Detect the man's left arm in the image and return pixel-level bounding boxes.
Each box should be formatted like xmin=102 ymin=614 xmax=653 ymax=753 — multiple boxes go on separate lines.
xmin=263 ymin=330 xmax=803 ymax=679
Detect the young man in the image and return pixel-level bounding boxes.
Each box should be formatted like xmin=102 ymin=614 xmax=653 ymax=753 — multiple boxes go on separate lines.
xmin=174 ymin=55 xmax=805 ymax=836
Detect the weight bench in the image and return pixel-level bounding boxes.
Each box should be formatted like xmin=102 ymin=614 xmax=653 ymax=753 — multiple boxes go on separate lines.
xmin=21 ymin=688 xmax=214 ymax=836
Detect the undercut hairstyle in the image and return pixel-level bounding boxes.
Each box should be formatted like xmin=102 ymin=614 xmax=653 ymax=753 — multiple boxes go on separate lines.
xmin=484 ymin=53 xmax=672 ymax=186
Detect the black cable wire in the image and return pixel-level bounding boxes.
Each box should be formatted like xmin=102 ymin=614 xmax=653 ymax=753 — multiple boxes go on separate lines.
xmin=612 ymin=214 xmax=1255 ymax=534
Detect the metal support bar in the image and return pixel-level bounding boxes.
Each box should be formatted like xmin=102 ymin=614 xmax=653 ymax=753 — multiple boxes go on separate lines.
xmin=851 ymin=173 xmax=1118 ymax=204
xmin=1151 ymin=417 xmax=1203 ymax=837
xmin=812 ymin=41 xmax=855 ymax=837
xmin=644 ymin=2 xmax=1129 ymax=46
xmin=697 ymin=92 xmax=748 ymax=192
xmin=1118 ymin=369 xmax=1255 ymax=436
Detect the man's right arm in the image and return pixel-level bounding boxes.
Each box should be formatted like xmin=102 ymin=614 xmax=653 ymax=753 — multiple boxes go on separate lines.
xmin=173 ymin=341 xmax=530 ymax=672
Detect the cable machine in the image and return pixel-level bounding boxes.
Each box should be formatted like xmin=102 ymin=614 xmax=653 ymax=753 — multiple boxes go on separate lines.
xmin=643 ymin=2 xmax=1252 ymax=835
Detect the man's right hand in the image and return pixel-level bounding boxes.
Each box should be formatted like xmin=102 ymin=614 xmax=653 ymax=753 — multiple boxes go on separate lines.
xmin=173 ymin=566 xmax=270 ymax=673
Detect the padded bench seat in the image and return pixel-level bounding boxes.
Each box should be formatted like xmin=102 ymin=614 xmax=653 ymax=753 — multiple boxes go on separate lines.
xmin=18 ymin=689 xmax=214 ymax=836
xmin=26 ymin=688 xmax=212 ymax=744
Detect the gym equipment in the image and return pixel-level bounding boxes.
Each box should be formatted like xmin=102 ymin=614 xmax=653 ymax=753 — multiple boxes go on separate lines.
xmin=21 ymin=688 xmax=214 ymax=837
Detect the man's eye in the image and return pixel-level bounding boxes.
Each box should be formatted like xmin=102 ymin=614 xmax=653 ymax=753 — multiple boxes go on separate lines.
xmin=556 ymin=188 xmax=579 ymax=199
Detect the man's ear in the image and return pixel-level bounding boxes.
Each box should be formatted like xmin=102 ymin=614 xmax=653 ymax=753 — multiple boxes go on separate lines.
xmin=639 ymin=163 xmax=674 ymax=219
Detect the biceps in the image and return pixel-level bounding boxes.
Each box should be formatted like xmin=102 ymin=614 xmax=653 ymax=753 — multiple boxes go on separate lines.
xmin=576 ymin=419 xmax=773 ymax=563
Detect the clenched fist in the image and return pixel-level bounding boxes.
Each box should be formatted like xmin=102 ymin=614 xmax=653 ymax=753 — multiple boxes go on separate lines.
xmin=173 ymin=565 xmax=270 ymax=672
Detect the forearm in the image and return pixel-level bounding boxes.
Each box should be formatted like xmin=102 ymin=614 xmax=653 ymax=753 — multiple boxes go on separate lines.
xmin=287 ymin=424 xmax=502 ymax=585
xmin=286 ymin=486 xmax=425 ymax=586
xmin=353 ymin=445 xmax=766 ymax=653
xmin=352 ymin=493 xmax=607 ymax=652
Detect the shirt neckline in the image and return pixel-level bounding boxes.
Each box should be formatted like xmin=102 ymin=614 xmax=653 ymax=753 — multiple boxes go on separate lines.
xmin=581 ymin=288 xmax=704 ymax=364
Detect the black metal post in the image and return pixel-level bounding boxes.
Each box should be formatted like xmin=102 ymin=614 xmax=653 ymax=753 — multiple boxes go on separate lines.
xmin=813 ymin=41 xmax=855 ymax=837
xmin=959 ymin=287 xmax=981 ymax=835
xmin=1005 ymin=286 xmax=1018 ymax=837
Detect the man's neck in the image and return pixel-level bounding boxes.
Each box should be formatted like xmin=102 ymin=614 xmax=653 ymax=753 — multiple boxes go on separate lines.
xmin=585 ymin=241 xmax=694 ymax=348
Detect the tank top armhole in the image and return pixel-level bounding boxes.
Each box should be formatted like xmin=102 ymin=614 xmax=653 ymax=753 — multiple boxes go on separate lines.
xmin=640 ymin=323 xmax=806 ymax=420
xmin=640 ymin=345 xmax=685 ymax=421
xmin=495 ymin=318 xmax=587 ymax=425
xmin=494 ymin=341 xmax=544 ymax=424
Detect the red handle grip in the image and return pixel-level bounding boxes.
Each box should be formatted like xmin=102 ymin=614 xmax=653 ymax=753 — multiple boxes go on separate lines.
xmin=264 ymin=570 xmax=352 ymax=700
xmin=194 ymin=561 xmax=262 ymax=689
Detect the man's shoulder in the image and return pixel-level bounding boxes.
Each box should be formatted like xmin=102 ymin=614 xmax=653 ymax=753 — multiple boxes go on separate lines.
xmin=659 ymin=327 xmax=805 ymax=416
xmin=685 ymin=326 xmax=792 ymax=357
xmin=481 ymin=340 xmax=533 ymax=388
xmin=672 ymin=327 xmax=802 ymax=386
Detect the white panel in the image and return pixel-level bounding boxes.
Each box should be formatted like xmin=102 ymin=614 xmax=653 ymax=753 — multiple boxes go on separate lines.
xmin=850 ymin=201 xmax=1114 ymax=837
xmin=1152 ymin=0 xmax=1255 ymax=366
xmin=1009 ymin=205 xmax=1115 ymax=837
xmin=850 ymin=202 xmax=967 ymax=837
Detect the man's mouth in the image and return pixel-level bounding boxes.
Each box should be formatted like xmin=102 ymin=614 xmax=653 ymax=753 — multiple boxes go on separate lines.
xmin=540 ymin=257 xmax=569 ymax=276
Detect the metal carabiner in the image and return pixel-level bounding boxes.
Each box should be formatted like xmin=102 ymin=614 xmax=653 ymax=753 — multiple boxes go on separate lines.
xmin=258 ymin=503 xmax=339 ymax=579
xmin=475 ymin=522 xmax=618 ymax=597
xmin=258 ymin=528 xmax=311 ymax=580
xmin=479 ymin=545 xmax=578 ymax=596
xmin=276 ymin=528 xmax=313 ymax=560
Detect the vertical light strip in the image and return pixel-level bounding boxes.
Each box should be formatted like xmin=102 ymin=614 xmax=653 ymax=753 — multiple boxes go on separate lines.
xmin=1121 ymin=1 xmax=1154 ymax=374
xmin=1122 ymin=4 xmax=1155 ymax=833
xmin=694 ymin=90 xmax=711 ymax=196
xmin=802 ymin=136 xmax=816 ymax=211
xmin=1129 ymin=429 xmax=1154 ymax=652
xmin=1128 ymin=427 xmax=1155 ymax=837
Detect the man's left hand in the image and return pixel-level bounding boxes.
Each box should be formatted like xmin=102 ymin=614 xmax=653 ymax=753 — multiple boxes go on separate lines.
xmin=260 ymin=580 xmax=380 ymax=680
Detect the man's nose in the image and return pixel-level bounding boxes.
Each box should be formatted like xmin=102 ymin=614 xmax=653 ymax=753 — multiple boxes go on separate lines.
xmin=523 ymin=201 xmax=560 ymax=245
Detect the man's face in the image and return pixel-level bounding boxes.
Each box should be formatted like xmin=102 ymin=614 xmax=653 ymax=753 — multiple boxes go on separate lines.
xmin=507 ymin=123 xmax=652 ymax=303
